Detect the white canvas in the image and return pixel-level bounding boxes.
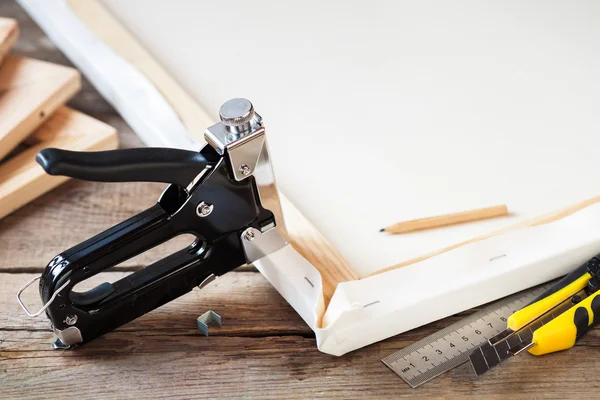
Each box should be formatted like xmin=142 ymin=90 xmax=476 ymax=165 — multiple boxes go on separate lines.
xmin=19 ymin=0 xmax=600 ymax=355
xmin=100 ymin=0 xmax=600 ymax=277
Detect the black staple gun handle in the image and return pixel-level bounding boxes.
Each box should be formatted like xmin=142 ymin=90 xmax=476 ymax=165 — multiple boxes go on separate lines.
xmin=36 ymin=147 xmax=209 ymax=188
xmin=35 ymin=145 xmax=272 ymax=345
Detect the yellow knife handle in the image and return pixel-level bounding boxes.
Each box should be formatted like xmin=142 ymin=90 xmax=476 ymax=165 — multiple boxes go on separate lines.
xmin=528 ymin=291 xmax=600 ymax=355
xmin=507 ymin=272 xmax=591 ymax=331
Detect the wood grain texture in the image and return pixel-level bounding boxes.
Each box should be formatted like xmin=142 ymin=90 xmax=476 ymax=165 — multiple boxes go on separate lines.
xmin=3 ymin=272 xmax=600 ymax=399
xmin=0 ymin=55 xmax=80 ymax=160
xmin=0 ymin=17 xmax=18 ymax=64
xmin=381 ymin=204 xmax=509 ymax=234
xmin=4 ymin=272 xmax=311 ymax=336
xmin=282 ymin=195 xmax=361 ymax=305
xmin=0 ymin=107 xmax=118 ymax=220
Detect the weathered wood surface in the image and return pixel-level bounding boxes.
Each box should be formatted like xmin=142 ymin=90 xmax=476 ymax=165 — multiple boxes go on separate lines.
xmin=3 ymin=272 xmax=600 ymax=399
xmin=1 ymin=1 xmax=599 ymax=398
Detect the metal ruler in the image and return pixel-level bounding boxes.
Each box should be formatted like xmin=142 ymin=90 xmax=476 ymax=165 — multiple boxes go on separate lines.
xmin=382 ymin=281 xmax=556 ymax=388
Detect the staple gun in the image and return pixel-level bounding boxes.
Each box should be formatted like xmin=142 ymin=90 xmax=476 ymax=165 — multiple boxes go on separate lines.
xmin=17 ymin=98 xmax=299 ymax=348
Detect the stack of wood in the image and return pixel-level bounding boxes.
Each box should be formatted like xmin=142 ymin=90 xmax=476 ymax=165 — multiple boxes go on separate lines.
xmin=0 ymin=17 xmax=117 ymax=220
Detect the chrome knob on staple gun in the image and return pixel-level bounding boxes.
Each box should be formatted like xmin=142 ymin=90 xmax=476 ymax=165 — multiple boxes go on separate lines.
xmin=17 ymin=98 xmax=291 ymax=348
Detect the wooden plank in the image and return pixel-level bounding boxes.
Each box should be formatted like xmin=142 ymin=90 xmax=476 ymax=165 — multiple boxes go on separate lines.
xmin=3 ymin=272 xmax=600 ymax=399
xmin=0 ymin=17 xmax=18 ymax=64
xmin=0 ymin=55 xmax=80 ymax=160
xmin=0 ymin=1 xmax=113 ymax=115
xmin=0 ymin=116 xmax=195 ymax=270
xmin=0 ymin=107 xmax=118 ymax=220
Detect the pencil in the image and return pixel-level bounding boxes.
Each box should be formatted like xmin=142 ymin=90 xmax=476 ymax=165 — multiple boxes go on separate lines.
xmin=380 ymin=204 xmax=509 ymax=234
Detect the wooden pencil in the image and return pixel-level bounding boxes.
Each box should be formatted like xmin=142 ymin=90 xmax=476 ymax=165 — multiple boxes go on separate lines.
xmin=380 ymin=204 xmax=509 ymax=234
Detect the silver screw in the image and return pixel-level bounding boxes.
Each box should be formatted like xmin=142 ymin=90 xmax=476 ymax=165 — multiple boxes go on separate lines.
xmin=65 ymin=314 xmax=78 ymax=326
xmin=219 ymin=98 xmax=261 ymax=137
xmin=239 ymin=164 xmax=251 ymax=176
xmin=243 ymin=228 xmax=256 ymax=241
xmin=220 ymin=98 xmax=255 ymax=128
xmin=196 ymin=202 xmax=214 ymax=218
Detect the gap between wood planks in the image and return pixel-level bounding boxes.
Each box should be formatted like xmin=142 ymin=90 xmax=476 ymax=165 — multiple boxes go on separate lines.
xmin=2 ymin=271 xmax=316 ymax=340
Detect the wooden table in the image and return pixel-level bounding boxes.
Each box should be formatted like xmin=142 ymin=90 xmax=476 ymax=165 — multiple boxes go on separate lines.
xmin=2 ymin=2 xmax=599 ymax=398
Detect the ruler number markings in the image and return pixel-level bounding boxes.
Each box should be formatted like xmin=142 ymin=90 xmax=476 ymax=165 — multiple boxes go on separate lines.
xmin=383 ymin=281 xmax=556 ymax=387
xmin=392 ymin=320 xmax=494 ymax=379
